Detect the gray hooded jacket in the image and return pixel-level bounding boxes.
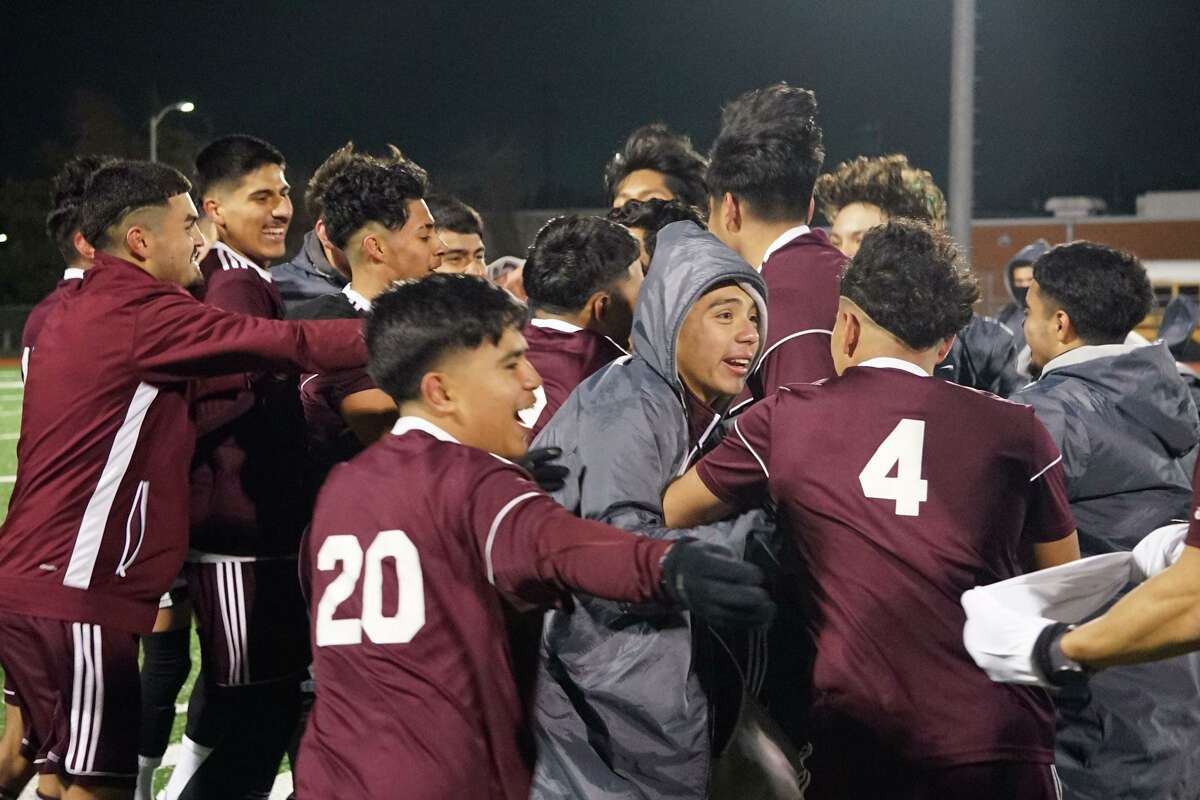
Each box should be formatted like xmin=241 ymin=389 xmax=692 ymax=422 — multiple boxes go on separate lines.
xmin=529 ymin=222 xmax=771 ymax=800
xmin=1014 ymin=342 xmax=1200 ymax=799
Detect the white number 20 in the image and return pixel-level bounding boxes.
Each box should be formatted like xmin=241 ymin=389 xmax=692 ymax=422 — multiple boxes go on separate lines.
xmin=315 ymin=530 xmax=425 ymax=647
xmin=858 ymin=419 xmax=928 ymax=516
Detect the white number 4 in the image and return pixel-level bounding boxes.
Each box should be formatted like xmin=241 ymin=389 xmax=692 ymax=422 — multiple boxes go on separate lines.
xmin=858 ymin=419 xmax=928 ymax=516
xmin=315 ymin=530 xmax=425 ymax=647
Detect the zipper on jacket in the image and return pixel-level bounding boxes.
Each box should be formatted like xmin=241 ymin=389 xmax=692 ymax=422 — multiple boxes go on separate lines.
xmin=116 ymin=480 xmax=149 ymax=577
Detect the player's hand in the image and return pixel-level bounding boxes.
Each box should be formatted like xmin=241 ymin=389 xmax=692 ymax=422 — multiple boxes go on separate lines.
xmin=517 ymin=447 xmax=570 ymax=492
xmin=660 ymin=540 xmax=775 ymax=628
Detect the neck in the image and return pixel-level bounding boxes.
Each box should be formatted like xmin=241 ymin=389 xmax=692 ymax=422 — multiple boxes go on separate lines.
xmin=737 ymin=218 xmax=807 ymax=267
xmin=534 ymin=307 xmax=593 ymax=330
xmin=849 ymin=328 xmax=942 ymax=375
xmin=348 ymin=264 xmax=392 ymax=302
xmin=397 ymin=405 xmax=470 ymax=444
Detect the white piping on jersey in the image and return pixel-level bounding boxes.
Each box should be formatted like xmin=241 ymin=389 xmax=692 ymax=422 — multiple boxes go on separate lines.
xmin=1030 ymin=454 xmax=1063 ymax=483
xmin=681 ymin=413 xmax=722 ymax=476
xmin=759 ymin=225 xmax=811 ymax=269
xmin=65 ymin=382 xmax=159 ymax=589
xmin=20 ymin=347 xmax=30 ymax=384
xmin=213 ymin=242 xmax=272 ymax=283
xmin=390 ymin=416 xmax=460 ymax=443
xmin=63 ymin=267 xmax=85 ymax=281
xmin=115 ymin=480 xmax=149 ymax=577
xmin=341 ymin=284 xmax=371 ymax=312
xmin=733 ymin=417 xmax=769 ymax=479
xmin=529 ymin=317 xmax=583 ymax=333
xmin=299 ymin=373 xmax=320 ymax=391
xmin=856 ymin=356 xmax=931 ymax=377
xmin=485 ymin=492 xmax=540 ymax=585
xmin=755 ymin=329 xmax=832 ymax=368
xmin=67 ymin=622 xmax=104 ymax=775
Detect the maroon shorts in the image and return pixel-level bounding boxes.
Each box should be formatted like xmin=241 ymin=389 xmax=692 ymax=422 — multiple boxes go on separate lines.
xmin=1 ymin=671 xmax=39 ymax=762
xmin=0 ymin=611 xmax=139 ymax=780
xmin=185 ymin=557 xmax=311 ymax=686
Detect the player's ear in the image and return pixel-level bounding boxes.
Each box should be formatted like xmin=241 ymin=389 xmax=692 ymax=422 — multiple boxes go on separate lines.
xmin=805 ymin=195 xmax=815 ymax=225
xmin=362 ymin=232 xmax=386 ymax=264
xmin=123 ymin=222 xmax=152 ymax=261
xmin=842 ymin=309 xmax=861 ymax=358
xmin=1054 ymin=308 xmax=1074 ymax=344
xmin=314 ymin=217 xmax=334 ymax=250
xmin=418 ymin=371 xmax=454 ymax=412
xmin=935 ymin=334 xmax=955 ymax=362
xmin=723 ymin=192 xmax=742 ymax=233
xmin=588 ymin=291 xmax=610 ymax=324
xmin=72 ymin=230 xmax=95 ymax=262
xmin=202 ymin=197 xmax=223 ymax=228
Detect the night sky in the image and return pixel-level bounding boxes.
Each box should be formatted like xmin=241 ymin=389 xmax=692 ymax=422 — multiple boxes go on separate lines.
xmin=2 ymin=0 xmax=1199 ymax=217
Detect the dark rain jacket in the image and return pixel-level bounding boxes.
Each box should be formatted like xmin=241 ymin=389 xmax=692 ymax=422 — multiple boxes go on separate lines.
xmin=1013 ymin=342 xmax=1200 ymax=800
xmin=274 ymin=230 xmax=347 ymax=313
xmin=529 ymin=222 xmax=774 ymax=800
xmin=936 ymin=313 xmax=1023 ymax=396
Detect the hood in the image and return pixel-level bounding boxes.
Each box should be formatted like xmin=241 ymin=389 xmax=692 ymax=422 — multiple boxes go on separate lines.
xmin=630 ymin=221 xmax=769 ymax=399
xmin=1004 ymin=239 xmax=1050 ymax=303
xmin=295 ymin=229 xmax=342 ymax=279
xmin=1049 ymin=342 xmax=1200 ymax=457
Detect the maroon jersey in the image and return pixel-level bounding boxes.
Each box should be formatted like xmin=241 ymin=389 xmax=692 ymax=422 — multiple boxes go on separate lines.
xmin=1187 ymin=459 xmax=1200 ymax=549
xmin=297 ymin=417 xmax=672 ymax=800
xmin=695 ymin=358 xmax=1075 ymax=768
xmin=188 ymin=243 xmax=310 ymax=557
xmin=750 ymin=227 xmax=845 ymax=399
xmin=0 ymin=251 xmax=365 ymax=633
xmin=20 ymin=267 xmax=84 ymax=381
xmin=520 ymin=318 xmax=626 ymax=439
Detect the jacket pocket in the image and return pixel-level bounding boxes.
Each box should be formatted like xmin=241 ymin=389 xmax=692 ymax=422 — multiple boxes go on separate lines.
xmin=116 ymin=480 xmax=149 ymax=577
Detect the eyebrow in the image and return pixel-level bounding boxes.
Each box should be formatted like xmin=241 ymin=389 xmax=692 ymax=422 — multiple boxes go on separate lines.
xmin=707 ymin=297 xmax=743 ymax=310
xmin=499 ymin=348 xmax=526 ymax=362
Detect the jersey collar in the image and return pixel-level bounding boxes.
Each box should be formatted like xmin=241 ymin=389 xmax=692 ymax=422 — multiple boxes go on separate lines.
xmin=856 ymin=356 xmax=931 ymax=377
xmin=530 ymin=317 xmax=583 ymax=333
xmin=342 ymin=284 xmax=372 ymax=313
xmin=63 ymin=267 xmax=85 ymax=281
xmin=213 ymin=241 xmax=273 ymax=283
xmin=760 ymin=225 xmax=811 ymax=269
xmin=1040 ymin=342 xmax=1144 ymax=376
xmin=391 ymin=415 xmax=460 ymax=443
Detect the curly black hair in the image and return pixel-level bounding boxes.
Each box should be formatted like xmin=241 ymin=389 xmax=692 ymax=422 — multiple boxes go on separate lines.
xmin=706 ymin=83 xmax=825 ymax=223
xmin=321 ymin=157 xmax=430 ymax=251
xmin=606 ymin=199 xmax=705 ymax=264
xmin=45 ymin=154 xmax=118 ymax=261
xmin=80 ymin=160 xmax=192 ymax=251
xmin=815 ymin=154 xmax=946 ymax=228
xmin=1032 ymin=242 xmax=1152 ymax=343
xmin=523 ymin=215 xmax=640 ymax=313
xmin=193 ymin=134 xmax=285 ymax=199
xmin=305 ymin=141 xmax=405 ymax=220
xmin=602 ymin=124 xmax=709 ymax=210
xmin=367 ymin=273 xmax=528 ymax=402
xmin=841 ymin=219 xmax=978 ymax=350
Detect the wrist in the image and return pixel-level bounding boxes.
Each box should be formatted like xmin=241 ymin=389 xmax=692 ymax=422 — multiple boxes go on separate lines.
xmin=1034 ymin=622 xmax=1091 ymax=687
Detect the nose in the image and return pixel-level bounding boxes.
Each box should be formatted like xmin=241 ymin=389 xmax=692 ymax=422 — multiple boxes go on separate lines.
xmin=737 ymin=318 xmax=761 ymax=345
xmin=522 ymin=359 xmax=542 ymax=391
xmin=275 ymin=195 xmax=293 ymax=221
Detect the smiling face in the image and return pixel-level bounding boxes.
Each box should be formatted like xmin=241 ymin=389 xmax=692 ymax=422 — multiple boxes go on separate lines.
xmin=373 ymin=199 xmax=445 ymax=282
xmin=830 ymin=201 xmax=887 ymax=257
xmin=435 ymin=229 xmax=486 ymax=276
xmin=206 ymin=163 xmax=293 ymax=266
xmin=676 ymin=283 xmax=761 ymax=406
xmin=436 ymin=326 xmax=542 ymax=459
xmin=135 ymin=192 xmax=206 ymax=287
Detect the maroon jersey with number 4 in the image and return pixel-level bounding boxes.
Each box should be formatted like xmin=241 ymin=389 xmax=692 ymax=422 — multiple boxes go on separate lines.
xmin=695 ymin=358 xmax=1075 ymax=770
xmin=520 ymin=318 xmax=626 ymax=439
xmin=297 ymin=417 xmax=672 ymax=800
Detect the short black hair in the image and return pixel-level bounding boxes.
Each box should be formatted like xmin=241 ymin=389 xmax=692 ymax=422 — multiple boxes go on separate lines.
xmin=193 ymin=134 xmax=285 ymax=200
xmin=706 ymin=83 xmax=825 ymax=222
xmin=45 ymin=154 xmax=118 ymax=261
xmin=603 ymin=124 xmax=709 ymax=210
xmin=523 ymin=215 xmax=640 ymax=313
xmin=426 ymin=194 xmax=483 ymax=237
xmin=841 ymin=219 xmax=978 ymax=350
xmin=815 ymin=154 xmax=946 ymax=229
xmin=322 ymin=157 xmax=430 ymax=251
xmin=80 ymin=160 xmax=192 ymax=251
xmin=367 ymin=273 xmax=527 ymax=402
xmin=1033 ymin=242 xmax=1153 ymax=344
xmin=607 ymin=199 xmax=705 ymax=264
xmin=305 ymin=141 xmax=405 ymax=221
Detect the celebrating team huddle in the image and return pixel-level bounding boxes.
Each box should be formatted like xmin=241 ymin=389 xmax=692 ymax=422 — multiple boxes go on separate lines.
xmin=1 ymin=80 xmax=1199 ymax=800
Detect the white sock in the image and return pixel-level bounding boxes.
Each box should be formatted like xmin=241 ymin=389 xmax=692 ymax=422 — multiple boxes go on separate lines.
xmin=135 ymin=755 xmax=161 ymax=800
xmin=162 ymin=736 xmax=213 ymax=800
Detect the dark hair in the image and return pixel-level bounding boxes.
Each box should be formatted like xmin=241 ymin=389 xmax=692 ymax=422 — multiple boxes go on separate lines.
xmin=322 ymin=157 xmax=430 ymax=250
xmin=367 ymin=273 xmax=528 ymax=402
xmin=193 ymin=134 xmax=285 ymax=199
xmin=80 ymin=160 xmax=192 ymax=250
xmin=841 ymin=219 xmax=978 ymax=350
xmin=45 ymin=154 xmax=118 ymax=261
xmin=1032 ymin=242 xmax=1153 ymax=343
xmin=305 ymin=141 xmax=405 ymax=220
xmin=706 ymin=83 xmax=825 ymax=222
xmin=607 ymin=198 xmax=705 ymax=264
xmin=426 ymin=194 xmax=483 ymax=237
xmin=603 ymin=124 xmax=709 ymax=210
xmin=815 ymin=154 xmax=946 ymax=228
xmin=523 ymin=215 xmax=640 ymax=313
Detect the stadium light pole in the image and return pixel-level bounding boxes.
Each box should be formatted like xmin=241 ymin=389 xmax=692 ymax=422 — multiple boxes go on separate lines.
xmin=149 ymin=101 xmax=195 ymax=163
xmin=948 ymin=0 xmax=976 ymax=262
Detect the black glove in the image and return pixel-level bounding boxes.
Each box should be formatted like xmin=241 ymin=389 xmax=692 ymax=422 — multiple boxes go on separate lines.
xmin=516 ymin=447 xmax=570 ymax=492
xmin=1033 ymin=622 xmax=1091 ymax=690
xmin=660 ymin=540 xmax=775 ymax=628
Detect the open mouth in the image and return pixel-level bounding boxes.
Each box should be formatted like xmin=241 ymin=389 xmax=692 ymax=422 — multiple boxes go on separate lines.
xmin=722 ymin=357 xmax=752 ymax=376
xmin=262 ymin=227 xmax=287 ymax=242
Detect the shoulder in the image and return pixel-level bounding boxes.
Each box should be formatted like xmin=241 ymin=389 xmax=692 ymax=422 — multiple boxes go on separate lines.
xmin=204 ymin=246 xmax=273 ymax=287
xmin=290 ymin=293 xmax=354 ymax=320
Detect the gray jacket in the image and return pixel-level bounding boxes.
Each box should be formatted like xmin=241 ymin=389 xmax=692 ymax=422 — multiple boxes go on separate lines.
xmin=1014 ymin=342 xmax=1200 ymax=800
xmin=530 ymin=222 xmax=771 ymax=800
xmin=273 ymin=230 xmax=347 ymax=313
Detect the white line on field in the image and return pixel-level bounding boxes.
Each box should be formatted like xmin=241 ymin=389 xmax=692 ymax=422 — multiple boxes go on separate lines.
xmin=0 ymin=476 xmax=14 ymax=483
xmin=0 ymin=433 xmax=17 ymax=439
xmin=0 ymin=382 xmax=23 ymax=389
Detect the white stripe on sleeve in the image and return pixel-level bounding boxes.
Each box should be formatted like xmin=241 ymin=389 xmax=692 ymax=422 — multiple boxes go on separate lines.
xmin=484 ymin=492 xmax=541 ymax=586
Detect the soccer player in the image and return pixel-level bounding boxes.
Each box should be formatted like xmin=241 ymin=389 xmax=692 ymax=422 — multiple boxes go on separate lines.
xmin=606 ymin=197 xmax=705 ymax=272
xmin=295 ymin=273 xmax=773 ymax=800
xmin=706 ymin=83 xmax=846 ymax=400
xmin=291 ymin=155 xmax=445 ymax=483
xmin=163 ymin=135 xmax=311 ymax=799
xmin=664 ymin=220 xmax=1080 ymax=799
xmin=603 ymin=123 xmax=709 ymax=211
xmin=814 ymin=154 xmax=1020 ymax=395
xmin=0 ymin=159 xmax=365 ymax=800
xmin=518 ymin=215 xmax=640 ymax=438
xmin=427 ymin=194 xmax=487 ymax=276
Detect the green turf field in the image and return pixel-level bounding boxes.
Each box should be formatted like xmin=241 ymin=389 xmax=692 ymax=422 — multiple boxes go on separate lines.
xmin=0 ymin=368 xmax=291 ymax=797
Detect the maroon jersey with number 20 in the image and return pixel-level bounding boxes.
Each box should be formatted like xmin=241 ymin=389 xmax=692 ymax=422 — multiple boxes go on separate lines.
xmin=694 ymin=358 xmax=1075 ymax=774
xmin=297 ymin=416 xmax=672 ymax=800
